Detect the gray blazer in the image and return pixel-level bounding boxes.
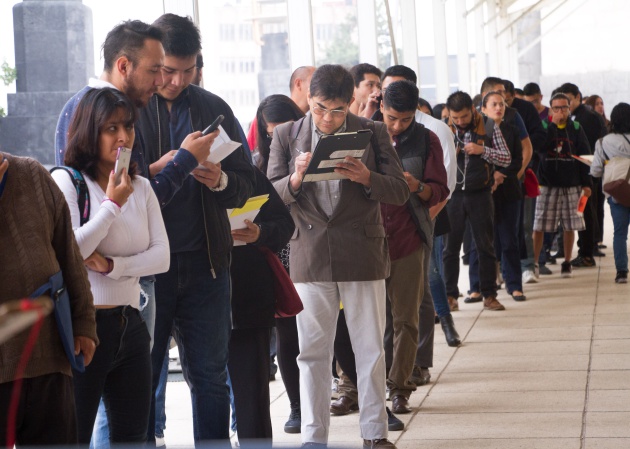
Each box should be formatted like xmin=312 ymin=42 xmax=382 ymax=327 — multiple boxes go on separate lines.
xmin=267 ymin=112 xmax=409 ymax=283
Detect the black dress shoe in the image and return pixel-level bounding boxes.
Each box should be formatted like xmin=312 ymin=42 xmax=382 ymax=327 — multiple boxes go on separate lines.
xmin=386 ymin=406 xmax=404 ymax=431
xmin=439 ymin=314 xmax=461 ymax=347
xmin=284 ymin=405 xmax=301 ymax=433
xmin=593 ymin=248 xmax=606 ymax=257
xmin=330 ymin=396 xmax=359 ymax=415
xmin=464 ymin=294 xmax=483 ymax=303
xmin=391 ymin=395 xmax=412 ymax=414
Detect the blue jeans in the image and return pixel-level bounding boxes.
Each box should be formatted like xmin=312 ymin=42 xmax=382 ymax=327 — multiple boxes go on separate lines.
xmin=90 ymin=278 xmax=156 ymax=449
xmin=608 ymin=197 xmax=630 ymax=272
xmin=154 ymin=340 xmax=170 ymax=439
xmin=74 ymin=306 xmax=152 ymax=445
xmin=430 ymin=235 xmax=450 ymax=318
xmin=149 ymin=250 xmax=232 ymax=444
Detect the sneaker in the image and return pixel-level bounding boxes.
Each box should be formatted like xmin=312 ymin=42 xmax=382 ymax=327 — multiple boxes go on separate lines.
xmin=561 ymin=261 xmax=573 ymax=278
xmin=483 ymin=296 xmax=505 ymax=311
xmin=522 ymin=269 xmax=538 ymax=284
xmin=615 ymin=271 xmax=628 ymax=284
xmin=545 ymin=250 xmax=557 ymax=265
xmin=410 ymin=365 xmax=431 ymax=386
xmin=155 ymin=437 xmax=166 ymax=449
xmin=570 ymin=255 xmax=596 ymax=268
xmin=539 ymin=264 xmax=553 ymax=275
xmin=284 ymin=406 xmax=301 ymax=433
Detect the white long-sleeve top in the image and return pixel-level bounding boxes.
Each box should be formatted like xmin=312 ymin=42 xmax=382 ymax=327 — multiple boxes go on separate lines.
xmin=52 ymin=170 xmax=170 ymax=308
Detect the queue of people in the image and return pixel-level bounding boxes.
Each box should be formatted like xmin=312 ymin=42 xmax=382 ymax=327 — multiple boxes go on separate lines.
xmin=1 ymin=11 xmax=629 ymax=449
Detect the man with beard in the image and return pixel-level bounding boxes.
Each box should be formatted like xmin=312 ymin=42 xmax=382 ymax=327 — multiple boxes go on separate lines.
xmin=442 ymin=91 xmax=512 ymax=312
xmin=136 ymin=14 xmax=255 ymax=445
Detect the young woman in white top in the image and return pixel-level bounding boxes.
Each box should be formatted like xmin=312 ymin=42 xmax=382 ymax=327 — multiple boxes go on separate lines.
xmin=52 ymin=87 xmax=170 ymax=444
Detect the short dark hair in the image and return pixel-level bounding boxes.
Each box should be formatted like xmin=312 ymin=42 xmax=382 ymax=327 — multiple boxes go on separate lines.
xmin=196 ymin=53 xmax=204 ymax=69
xmin=550 ymin=93 xmax=570 ymax=106
xmin=102 ymin=20 xmax=163 ymax=72
xmin=382 ymin=65 xmax=417 ymax=84
xmin=349 ymin=63 xmax=382 ymax=88
xmin=65 ymin=88 xmax=138 ymax=181
xmin=418 ymin=97 xmax=433 ymax=116
xmin=432 ymin=103 xmax=447 ymax=120
xmin=557 ymin=83 xmax=581 ymax=101
xmin=480 ymin=76 xmax=504 ymax=95
xmin=523 ymin=82 xmax=542 ymax=96
xmin=609 ymin=102 xmax=630 ymax=134
xmin=256 ymin=95 xmax=305 ymax=173
xmin=503 ymin=79 xmax=515 ymax=95
xmin=152 ymin=14 xmax=201 ymax=58
xmin=446 ymin=91 xmax=473 ymax=113
xmin=383 ymin=81 xmax=419 ymax=113
xmin=515 ymin=88 xmax=524 ymax=96
xmin=309 ymin=65 xmax=354 ymax=104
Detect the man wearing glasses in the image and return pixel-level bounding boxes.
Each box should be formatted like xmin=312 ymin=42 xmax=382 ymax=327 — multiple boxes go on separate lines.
xmin=267 ymin=64 xmax=409 ymax=449
xmin=532 ymin=93 xmax=592 ymax=279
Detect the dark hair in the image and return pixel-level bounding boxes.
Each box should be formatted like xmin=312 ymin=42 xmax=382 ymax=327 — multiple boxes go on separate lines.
xmin=289 ymin=66 xmax=315 ymax=93
xmin=480 ymin=77 xmax=504 ymax=95
xmin=515 ymin=88 xmax=524 ymax=96
xmin=309 ymin=65 xmax=354 ymax=104
xmin=196 ymin=53 xmax=204 ymax=69
xmin=382 ymin=65 xmax=417 ymax=84
xmin=481 ymin=91 xmax=504 ymax=109
xmin=523 ymin=82 xmax=542 ymax=96
xmin=557 ymin=82 xmax=581 ymax=101
xmin=472 ymin=94 xmax=482 ymax=109
xmin=446 ymin=91 xmax=473 ymax=113
xmin=418 ymin=97 xmax=433 ymax=115
xmin=432 ymin=103 xmax=447 ymax=120
xmin=609 ymin=102 xmax=630 ymax=134
xmin=103 ymin=20 xmax=163 ymax=72
xmin=349 ymin=63 xmax=382 ymax=88
xmin=65 ymin=88 xmax=138 ymax=181
xmin=550 ymin=93 xmax=570 ymax=106
xmin=152 ymin=14 xmax=201 ymax=57
xmin=382 ymin=81 xmax=419 ymax=113
xmin=585 ymin=95 xmax=606 ymax=119
xmin=503 ymin=79 xmax=515 ymax=95
xmin=256 ymin=95 xmax=305 ymax=173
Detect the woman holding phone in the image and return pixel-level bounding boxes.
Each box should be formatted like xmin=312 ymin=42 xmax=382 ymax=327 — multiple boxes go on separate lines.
xmin=52 ymin=87 xmax=170 ymax=444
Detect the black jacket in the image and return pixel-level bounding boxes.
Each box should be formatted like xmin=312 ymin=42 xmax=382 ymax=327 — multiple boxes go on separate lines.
xmin=573 ymin=103 xmax=606 ymax=151
xmin=136 ymin=85 xmax=256 ymax=273
xmin=230 ymin=169 xmax=295 ymax=329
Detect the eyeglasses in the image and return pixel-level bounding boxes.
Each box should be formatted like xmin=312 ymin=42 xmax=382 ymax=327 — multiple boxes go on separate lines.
xmin=311 ymin=105 xmax=348 ymax=118
xmin=551 ymin=106 xmax=569 ymax=112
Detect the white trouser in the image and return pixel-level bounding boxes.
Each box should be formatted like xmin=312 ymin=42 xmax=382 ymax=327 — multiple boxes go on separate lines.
xmin=295 ymin=280 xmax=388 ymax=444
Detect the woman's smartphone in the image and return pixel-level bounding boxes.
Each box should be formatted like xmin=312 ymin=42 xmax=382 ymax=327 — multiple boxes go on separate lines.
xmin=114 ymin=147 xmax=132 ymax=180
xmin=202 ymin=115 xmax=224 ymax=136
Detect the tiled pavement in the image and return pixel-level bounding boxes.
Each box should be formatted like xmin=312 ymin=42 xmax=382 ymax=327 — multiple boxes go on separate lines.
xmin=161 ymin=214 xmax=629 ymax=449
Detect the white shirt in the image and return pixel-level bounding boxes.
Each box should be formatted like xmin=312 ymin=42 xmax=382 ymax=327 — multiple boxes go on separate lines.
xmin=415 ymin=110 xmax=457 ymax=199
xmin=52 ymin=170 xmax=170 ymax=308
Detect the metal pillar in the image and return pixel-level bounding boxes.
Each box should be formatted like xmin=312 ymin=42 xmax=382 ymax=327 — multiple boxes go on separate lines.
xmin=287 ymin=0 xmax=315 ymax=70
xmin=357 ymin=0 xmax=378 ymax=65
xmin=433 ymin=0 xmax=450 ymax=102
xmin=455 ymin=0 xmax=471 ymax=94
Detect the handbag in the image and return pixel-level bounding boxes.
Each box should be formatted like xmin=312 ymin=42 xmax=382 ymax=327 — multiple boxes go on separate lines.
xmin=30 ymin=271 xmax=85 ymax=372
xmin=523 ymin=168 xmax=540 ymax=198
xmin=602 ymin=137 xmax=630 ymax=207
xmin=260 ymin=247 xmax=303 ymax=318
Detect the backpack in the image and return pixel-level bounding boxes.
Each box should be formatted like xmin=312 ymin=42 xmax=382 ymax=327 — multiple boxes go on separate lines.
xmin=50 ymin=166 xmax=90 ymax=226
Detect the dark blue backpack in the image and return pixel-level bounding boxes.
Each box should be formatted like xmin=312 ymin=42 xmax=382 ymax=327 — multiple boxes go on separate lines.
xmin=50 ymin=166 xmax=90 ymax=226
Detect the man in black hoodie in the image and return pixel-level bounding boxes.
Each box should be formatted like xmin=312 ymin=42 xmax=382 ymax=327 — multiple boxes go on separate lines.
xmin=533 ymin=94 xmax=592 ymax=279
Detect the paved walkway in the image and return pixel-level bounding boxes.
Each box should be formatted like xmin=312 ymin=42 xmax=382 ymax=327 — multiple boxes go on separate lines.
xmin=161 ymin=214 xmax=629 ymax=448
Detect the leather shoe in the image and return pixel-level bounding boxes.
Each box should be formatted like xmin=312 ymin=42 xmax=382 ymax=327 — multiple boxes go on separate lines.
xmin=386 ymin=406 xmax=404 ymax=431
xmin=391 ymin=395 xmax=411 ymax=414
xmin=330 ymin=396 xmax=358 ymax=415
xmin=483 ymin=296 xmax=505 ymax=311
xmin=410 ymin=365 xmax=431 ymax=386
xmin=447 ymin=296 xmax=459 ymax=311
xmin=363 ymin=439 xmax=396 ymax=449
xmin=464 ymin=294 xmax=482 ymax=303
xmin=439 ymin=314 xmax=461 ymax=347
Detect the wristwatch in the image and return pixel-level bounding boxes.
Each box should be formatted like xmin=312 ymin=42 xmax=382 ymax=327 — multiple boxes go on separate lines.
xmin=415 ymin=182 xmax=425 ymax=194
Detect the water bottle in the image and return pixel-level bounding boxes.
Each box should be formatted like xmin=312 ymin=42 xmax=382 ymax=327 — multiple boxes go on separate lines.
xmin=576 ymin=193 xmax=588 ymax=217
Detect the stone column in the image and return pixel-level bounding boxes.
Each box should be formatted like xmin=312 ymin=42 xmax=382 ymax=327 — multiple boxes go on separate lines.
xmin=0 ymin=0 xmax=93 ymax=165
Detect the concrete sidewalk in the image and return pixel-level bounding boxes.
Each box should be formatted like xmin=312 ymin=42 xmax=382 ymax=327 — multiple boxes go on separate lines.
xmin=161 ymin=217 xmax=629 ymax=449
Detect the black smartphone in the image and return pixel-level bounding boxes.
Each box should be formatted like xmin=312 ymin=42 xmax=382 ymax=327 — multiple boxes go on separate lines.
xmin=202 ymin=115 xmax=225 ymax=136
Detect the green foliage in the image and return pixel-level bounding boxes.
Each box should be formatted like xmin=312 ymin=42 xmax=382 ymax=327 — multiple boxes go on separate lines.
xmin=0 ymin=106 xmax=5 ymax=118
xmin=0 ymin=61 xmax=17 ymax=87
xmin=319 ymin=14 xmax=359 ymax=66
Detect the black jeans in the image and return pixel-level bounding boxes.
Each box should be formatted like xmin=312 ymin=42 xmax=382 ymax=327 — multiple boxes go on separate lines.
xmin=0 ymin=372 xmax=77 ymax=446
xmin=443 ymin=189 xmax=498 ymax=299
xmin=73 ymin=306 xmax=151 ymax=445
xmin=275 ymin=316 xmax=300 ymax=407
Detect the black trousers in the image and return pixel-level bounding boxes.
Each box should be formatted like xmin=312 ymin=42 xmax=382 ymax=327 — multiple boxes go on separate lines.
xmin=0 ymin=372 xmax=77 ymax=446
xmin=577 ymin=185 xmax=598 ymax=258
xmin=228 ymin=327 xmax=272 ymax=444
xmin=275 ymin=316 xmax=300 ymax=407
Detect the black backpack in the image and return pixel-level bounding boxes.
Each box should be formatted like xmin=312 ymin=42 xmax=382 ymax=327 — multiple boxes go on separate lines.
xmin=50 ymin=166 xmax=91 ymax=226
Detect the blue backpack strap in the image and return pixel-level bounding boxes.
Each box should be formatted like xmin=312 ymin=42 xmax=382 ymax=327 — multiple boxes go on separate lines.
xmin=50 ymin=166 xmax=90 ymax=226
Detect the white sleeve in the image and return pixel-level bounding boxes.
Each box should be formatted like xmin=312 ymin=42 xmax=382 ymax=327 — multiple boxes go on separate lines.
xmin=590 ymin=139 xmax=605 ymax=178
xmin=107 ymin=181 xmax=170 ymax=279
xmin=51 ymin=169 xmax=120 ymax=259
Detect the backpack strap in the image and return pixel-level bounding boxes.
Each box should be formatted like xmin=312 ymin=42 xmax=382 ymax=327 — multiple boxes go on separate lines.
xmin=358 ymin=117 xmax=386 ymax=173
xmin=50 ymin=166 xmax=90 ymax=226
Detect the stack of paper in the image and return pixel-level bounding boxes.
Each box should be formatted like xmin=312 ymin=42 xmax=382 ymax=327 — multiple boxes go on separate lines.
xmin=228 ymin=194 xmax=270 ymax=246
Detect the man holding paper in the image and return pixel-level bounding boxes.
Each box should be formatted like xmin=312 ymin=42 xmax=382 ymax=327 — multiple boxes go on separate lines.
xmin=135 ymin=14 xmax=255 ymax=444
xmin=267 ymin=64 xmax=409 ymax=449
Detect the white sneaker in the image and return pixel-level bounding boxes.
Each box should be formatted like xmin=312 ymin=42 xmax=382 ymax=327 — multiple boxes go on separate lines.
xmin=155 ymin=437 xmax=165 ymax=448
xmin=522 ymin=270 xmax=538 ymax=284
